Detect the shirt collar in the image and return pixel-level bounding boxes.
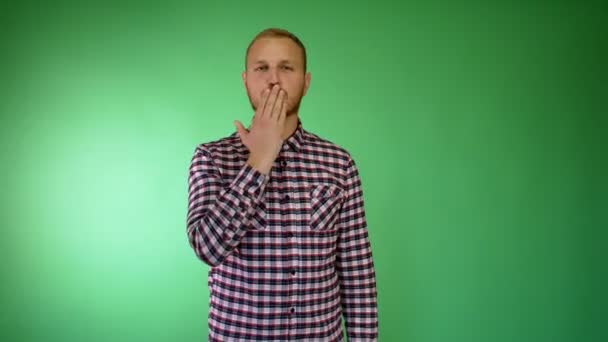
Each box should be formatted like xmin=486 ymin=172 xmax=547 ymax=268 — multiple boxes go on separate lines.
xmin=233 ymin=118 xmax=305 ymax=153
xmin=283 ymin=118 xmax=305 ymax=152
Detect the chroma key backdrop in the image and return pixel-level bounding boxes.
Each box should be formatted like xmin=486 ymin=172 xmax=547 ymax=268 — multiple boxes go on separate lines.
xmin=1 ymin=1 xmax=606 ymax=341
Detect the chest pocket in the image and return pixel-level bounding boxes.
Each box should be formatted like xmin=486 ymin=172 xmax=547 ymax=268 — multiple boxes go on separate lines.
xmin=309 ymin=184 xmax=345 ymax=231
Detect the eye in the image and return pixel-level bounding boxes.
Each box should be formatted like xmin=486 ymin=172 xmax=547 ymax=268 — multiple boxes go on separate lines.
xmin=255 ymin=65 xmax=268 ymax=71
xmin=281 ymin=65 xmax=293 ymax=70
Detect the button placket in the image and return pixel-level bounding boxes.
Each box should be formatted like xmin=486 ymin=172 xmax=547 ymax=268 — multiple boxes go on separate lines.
xmin=288 ymin=233 xmax=300 ymax=330
xmin=279 ymin=154 xmax=298 ymax=328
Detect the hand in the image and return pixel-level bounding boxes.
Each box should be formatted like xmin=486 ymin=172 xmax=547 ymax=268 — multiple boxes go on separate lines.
xmin=234 ymin=84 xmax=287 ymax=175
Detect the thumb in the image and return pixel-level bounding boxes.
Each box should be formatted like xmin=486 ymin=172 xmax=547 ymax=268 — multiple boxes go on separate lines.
xmin=234 ymin=120 xmax=249 ymax=139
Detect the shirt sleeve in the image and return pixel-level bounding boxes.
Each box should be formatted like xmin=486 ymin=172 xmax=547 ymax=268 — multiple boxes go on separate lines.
xmin=186 ymin=146 xmax=269 ymax=267
xmin=336 ymin=157 xmax=379 ymax=341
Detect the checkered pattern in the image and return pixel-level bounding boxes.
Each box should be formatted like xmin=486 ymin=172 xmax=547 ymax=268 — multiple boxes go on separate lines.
xmin=187 ymin=119 xmax=378 ymax=341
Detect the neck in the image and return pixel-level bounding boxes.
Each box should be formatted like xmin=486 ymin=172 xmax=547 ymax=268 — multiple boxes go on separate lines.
xmin=281 ymin=114 xmax=299 ymax=140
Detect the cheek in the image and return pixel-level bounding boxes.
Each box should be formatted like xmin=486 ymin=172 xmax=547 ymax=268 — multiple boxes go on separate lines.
xmin=246 ymin=76 xmax=264 ymax=92
xmin=285 ymin=84 xmax=302 ymax=100
xmin=247 ymin=85 xmax=264 ymax=101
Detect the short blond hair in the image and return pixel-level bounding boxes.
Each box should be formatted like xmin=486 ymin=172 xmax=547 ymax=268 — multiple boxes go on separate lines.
xmin=245 ymin=28 xmax=307 ymax=71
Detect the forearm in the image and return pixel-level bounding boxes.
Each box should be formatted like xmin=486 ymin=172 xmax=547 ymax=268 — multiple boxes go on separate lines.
xmin=187 ymin=150 xmax=268 ymax=267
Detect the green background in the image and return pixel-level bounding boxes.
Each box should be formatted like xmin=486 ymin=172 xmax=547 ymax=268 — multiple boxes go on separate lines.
xmin=1 ymin=1 xmax=606 ymax=341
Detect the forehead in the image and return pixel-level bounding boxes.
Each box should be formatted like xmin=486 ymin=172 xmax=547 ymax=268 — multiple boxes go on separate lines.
xmin=247 ymin=37 xmax=303 ymax=64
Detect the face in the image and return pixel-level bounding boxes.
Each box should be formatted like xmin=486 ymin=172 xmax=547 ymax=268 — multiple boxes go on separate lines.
xmin=242 ymin=37 xmax=311 ymax=116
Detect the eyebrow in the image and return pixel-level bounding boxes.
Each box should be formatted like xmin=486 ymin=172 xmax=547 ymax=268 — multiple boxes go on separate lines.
xmin=253 ymin=59 xmax=293 ymax=64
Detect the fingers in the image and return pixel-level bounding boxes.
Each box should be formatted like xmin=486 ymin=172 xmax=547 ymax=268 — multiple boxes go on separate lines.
xmin=277 ymin=94 xmax=287 ymax=126
xmin=263 ymin=85 xmax=281 ymax=119
xmin=272 ymin=89 xmax=286 ymax=120
xmin=252 ymin=87 xmax=269 ymax=124
xmin=255 ymin=84 xmax=286 ymax=123
xmin=256 ymin=88 xmax=271 ymax=119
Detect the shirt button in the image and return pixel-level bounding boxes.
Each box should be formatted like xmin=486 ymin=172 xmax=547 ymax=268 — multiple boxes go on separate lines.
xmin=290 ymin=270 xmax=296 ymax=276
xmin=290 ymin=307 xmax=295 ymax=314
xmin=287 ymin=232 xmax=294 ymax=238
xmin=281 ymin=194 xmax=290 ymax=204
xmin=281 ymin=160 xmax=288 ymax=167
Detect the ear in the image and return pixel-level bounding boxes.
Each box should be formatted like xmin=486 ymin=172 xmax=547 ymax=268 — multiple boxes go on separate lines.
xmin=303 ymin=72 xmax=312 ymax=96
xmin=241 ymin=71 xmax=247 ymax=87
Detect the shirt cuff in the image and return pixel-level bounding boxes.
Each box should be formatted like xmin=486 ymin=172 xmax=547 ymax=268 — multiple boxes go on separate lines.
xmin=230 ymin=162 xmax=269 ymax=201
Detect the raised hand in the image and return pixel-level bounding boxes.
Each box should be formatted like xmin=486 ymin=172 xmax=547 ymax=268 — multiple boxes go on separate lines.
xmin=234 ymin=84 xmax=287 ymax=175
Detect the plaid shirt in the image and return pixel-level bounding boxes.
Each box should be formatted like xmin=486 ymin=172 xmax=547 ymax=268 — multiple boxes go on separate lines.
xmin=187 ymin=119 xmax=378 ymax=341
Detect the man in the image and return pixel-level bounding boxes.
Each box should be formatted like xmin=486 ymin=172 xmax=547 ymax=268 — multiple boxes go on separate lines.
xmin=186 ymin=28 xmax=378 ymax=341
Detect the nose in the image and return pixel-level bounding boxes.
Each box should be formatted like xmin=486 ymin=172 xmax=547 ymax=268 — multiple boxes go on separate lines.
xmin=267 ymin=68 xmax=280 ymax=87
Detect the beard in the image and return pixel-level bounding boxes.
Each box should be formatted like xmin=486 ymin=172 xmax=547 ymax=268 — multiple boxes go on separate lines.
xmin=246 ymin=86 xmax=304 ymax=117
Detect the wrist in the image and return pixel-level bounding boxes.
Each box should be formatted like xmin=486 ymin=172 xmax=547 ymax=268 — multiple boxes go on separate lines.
xmin=247 ymin=154 xmax=274 ymax=175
